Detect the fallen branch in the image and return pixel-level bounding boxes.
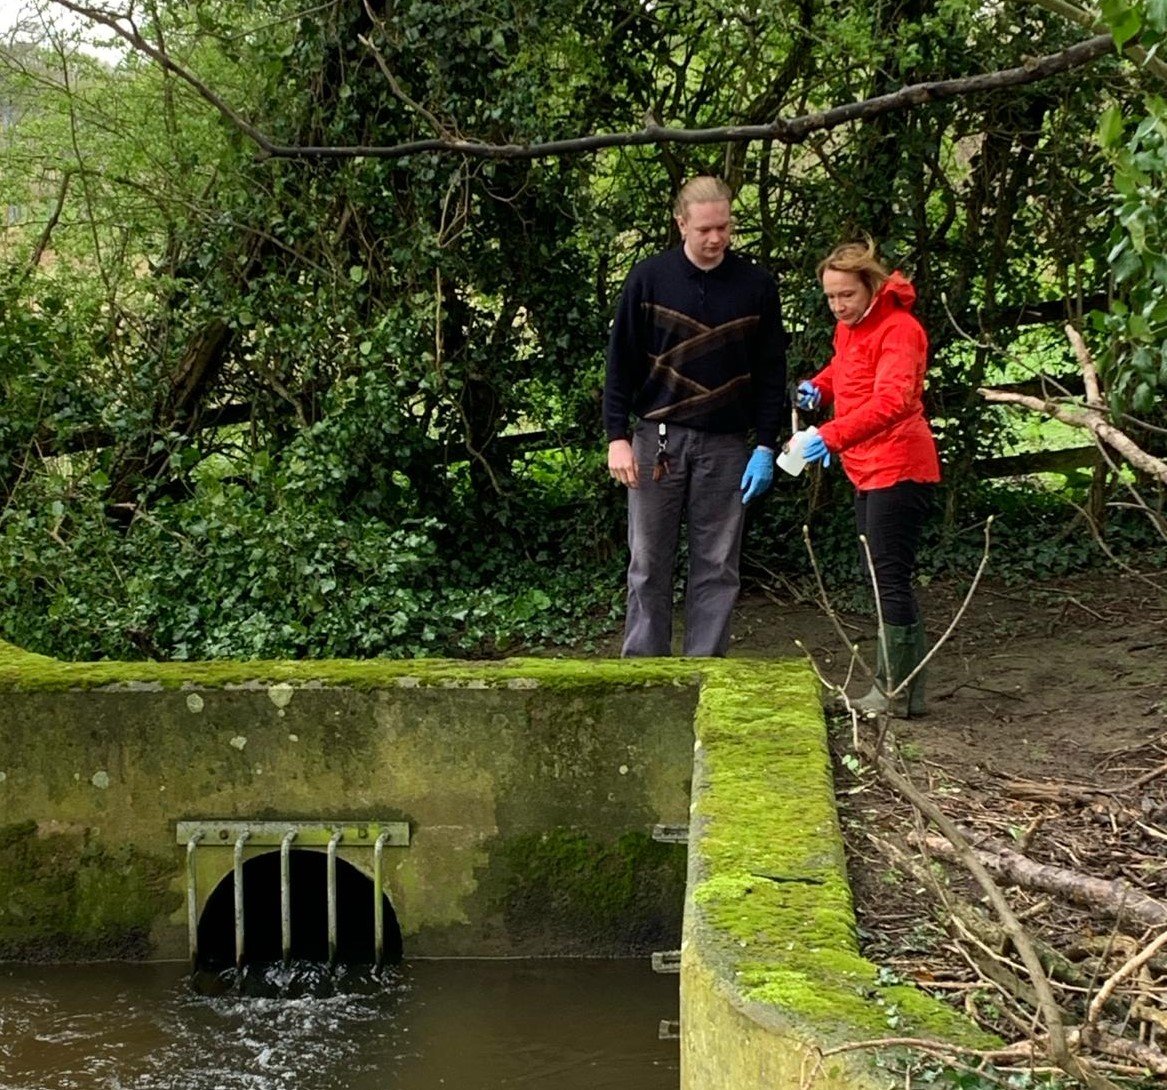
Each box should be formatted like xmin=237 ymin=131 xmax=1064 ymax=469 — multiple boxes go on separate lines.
xmin=811 ymin=1026 xmax=1167 ymax=1081
xmin=997 ymin=777 xmax=1116 ymax=806
xmin=812 ymin=1033 xmax=1038 ymax=1065
xmin=870 ymin=834 xmax=1097 ymax=997
xmin=1087 ymin=926 xmax=1167 ymax=1025
xmin=919 ymin=828 xmax=1167 ymax=930
xmin=1076 ymin=1025 xmax=1167 ymax=1076
xmin=978 ymin=325 xmax=1167 ymax=487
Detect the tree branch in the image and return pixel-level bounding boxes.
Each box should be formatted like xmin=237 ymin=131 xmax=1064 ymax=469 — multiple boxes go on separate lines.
xmin=979 ymin=391 xmax=1167 ymax=483
xmin=980 ymin=325 xmax=1167 ymax=485
xmin=50 ymin=0 xmax=279 ymax=153
xmin=49 ymin=4 xmax=1118 ymax=161
xmin=1068 ymin=324 xmax=1104 ymax=408
xmin=25 ymin=170 xmax=71 ymax=275
xmin=1028 ymin=0 xmax=1167 ymax=83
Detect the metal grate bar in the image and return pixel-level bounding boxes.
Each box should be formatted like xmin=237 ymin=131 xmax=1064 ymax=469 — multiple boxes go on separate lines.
xmin=280 ymin=829 xmax=296 ymax=965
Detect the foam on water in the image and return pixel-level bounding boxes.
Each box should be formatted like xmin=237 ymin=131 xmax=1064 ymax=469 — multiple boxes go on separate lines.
xmin=1 ymin=964 xmax=407 ymax=1090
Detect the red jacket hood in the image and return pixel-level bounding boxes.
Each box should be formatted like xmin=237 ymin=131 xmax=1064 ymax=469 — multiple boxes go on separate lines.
xmin=866 ymin=271 xmax=916 ymax=320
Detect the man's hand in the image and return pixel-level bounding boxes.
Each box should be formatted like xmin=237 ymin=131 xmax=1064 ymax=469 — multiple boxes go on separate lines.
xmin=740 ymin=446 xmax=774 ymax=505
xmin=608 ymin=438 xmax=639 ymax=489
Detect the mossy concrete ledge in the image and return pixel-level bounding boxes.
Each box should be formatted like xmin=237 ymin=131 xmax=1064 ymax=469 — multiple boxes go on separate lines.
xmin=681 ymin=665 xmax=998 ymax=1090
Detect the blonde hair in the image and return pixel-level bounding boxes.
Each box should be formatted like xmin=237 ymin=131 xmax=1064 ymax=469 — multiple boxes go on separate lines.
xmin=816 ymin=236 xmax=890 ymax=298
xmin=674 ymin=176 xmax=733 ymax=220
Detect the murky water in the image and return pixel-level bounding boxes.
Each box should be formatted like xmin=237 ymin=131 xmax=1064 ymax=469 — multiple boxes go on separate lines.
xmin=0 ymin=959 xmax=679 ymax=1090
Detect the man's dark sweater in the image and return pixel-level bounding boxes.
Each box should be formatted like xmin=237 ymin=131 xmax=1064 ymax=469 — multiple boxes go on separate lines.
xmin=603 ymin=246 xmax=787 ymax=448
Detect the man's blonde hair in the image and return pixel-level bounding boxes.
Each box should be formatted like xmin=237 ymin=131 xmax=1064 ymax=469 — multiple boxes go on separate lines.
xmin=674 ymin=176 xmax=733 ymax=220
xmin=816 ymin=236 xmax=891 ymax=297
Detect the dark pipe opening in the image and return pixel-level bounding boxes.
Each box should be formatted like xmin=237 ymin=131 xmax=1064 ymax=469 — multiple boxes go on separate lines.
xmin=196 ymin=849 xmax=403 ymax=969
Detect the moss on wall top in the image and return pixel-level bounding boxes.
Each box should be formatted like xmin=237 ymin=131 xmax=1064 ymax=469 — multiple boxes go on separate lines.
xmin=0 ymin=637 xmax=706 ymax=692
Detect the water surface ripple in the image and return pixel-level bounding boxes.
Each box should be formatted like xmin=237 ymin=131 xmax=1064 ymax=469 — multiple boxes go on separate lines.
xmin=0 ymin=960 xmax=678 ymax=1090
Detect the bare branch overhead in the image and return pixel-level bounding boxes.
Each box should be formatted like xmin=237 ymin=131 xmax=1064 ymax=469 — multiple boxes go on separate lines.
xmin=49 ymin=1 xmax=1118 ymax=161
xmin=1028 ymin=0 xmax=1167 ymax=81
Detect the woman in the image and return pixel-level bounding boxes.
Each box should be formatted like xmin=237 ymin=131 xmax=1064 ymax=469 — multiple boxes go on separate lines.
xmin=797 ymin=239 xmax=940 ymax=717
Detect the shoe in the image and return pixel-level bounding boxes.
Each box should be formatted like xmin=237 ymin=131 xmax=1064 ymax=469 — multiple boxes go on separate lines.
xmin=851 ymin=621 xmax=927 ymax=718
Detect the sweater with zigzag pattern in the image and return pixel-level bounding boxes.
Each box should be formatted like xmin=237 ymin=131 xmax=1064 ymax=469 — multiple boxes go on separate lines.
xmin=603 ymin=245 xmax=787 ymax=449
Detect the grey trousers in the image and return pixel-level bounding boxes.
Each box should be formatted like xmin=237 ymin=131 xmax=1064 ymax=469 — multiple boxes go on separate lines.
xmin=622 ymin=423 xmax=750 ymax=657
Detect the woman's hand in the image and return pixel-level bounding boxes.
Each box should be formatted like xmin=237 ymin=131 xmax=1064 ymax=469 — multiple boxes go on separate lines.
xmin=795 ymin=381 xmax=821 ymax=411
xmin=801 ymin=434 xmax=832 ymax=467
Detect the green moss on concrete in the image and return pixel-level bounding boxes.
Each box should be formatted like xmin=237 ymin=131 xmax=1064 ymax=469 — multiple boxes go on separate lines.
xmin=688 ymin=661 xmax=999 ymax=1051
xmin=0 ymin=638 xmax=704 ymax=692
xmin=479 ymin=828 xmax=686 ymax=954
xmin=692 ymin=665 xmax=855 ymax=954
xmin=0 ymin=820 xmax=179 ymax=960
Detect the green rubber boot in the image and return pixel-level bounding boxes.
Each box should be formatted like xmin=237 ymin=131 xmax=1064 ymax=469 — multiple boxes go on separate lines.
xmin=852 ymin=622 xmax=927 ymax=718
xmin=906 ymin=620 xmax=927 ymax=717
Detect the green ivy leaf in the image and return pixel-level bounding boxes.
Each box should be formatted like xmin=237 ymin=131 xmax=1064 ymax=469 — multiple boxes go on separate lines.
xmin=1148 ymin=0 xmax=1167 ymax=34
xmin=1098 ymin=105 xmax=1125 ymax=148
xmin=1100 ymin=0 xmax=1143 ymax=47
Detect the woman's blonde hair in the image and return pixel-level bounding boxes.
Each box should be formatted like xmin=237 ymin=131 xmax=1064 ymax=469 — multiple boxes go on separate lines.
xmin=816 ymin=236 xmax=890 ymax=297
xmin=674 ymin=176 xmax=733 ymax=220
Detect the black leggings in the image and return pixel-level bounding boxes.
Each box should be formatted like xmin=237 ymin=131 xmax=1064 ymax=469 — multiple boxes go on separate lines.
xmin=853 ymin=481 xmax=934 ymax=626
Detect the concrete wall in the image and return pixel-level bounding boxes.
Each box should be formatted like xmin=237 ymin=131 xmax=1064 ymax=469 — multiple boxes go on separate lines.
xmin=0 ymin=647 xmax=698 ymax=960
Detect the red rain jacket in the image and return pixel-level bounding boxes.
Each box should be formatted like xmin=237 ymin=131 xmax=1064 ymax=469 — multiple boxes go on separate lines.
xmin=811 ymin=272 xmax=941 ymax=491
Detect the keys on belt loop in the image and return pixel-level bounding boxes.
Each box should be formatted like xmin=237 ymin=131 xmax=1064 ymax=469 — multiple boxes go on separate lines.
xmin=653 ymin=422 xmax=670 ymax=481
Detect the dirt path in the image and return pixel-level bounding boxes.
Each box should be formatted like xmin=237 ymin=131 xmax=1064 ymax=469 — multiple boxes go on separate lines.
xmin=730 ymin=570 xmax=1166 ymax=782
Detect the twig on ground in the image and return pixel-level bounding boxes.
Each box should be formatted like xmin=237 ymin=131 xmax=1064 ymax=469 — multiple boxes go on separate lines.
xmin=801 ymin=524 xmax=876 ymax=685
xmin=1128 ymin=759 xmax=1167 ymax=791
xmin=874 ymin=755 xmax=1120 ymax=1089
xmin=1087 ymin=927 xmax=1167 ymax=1026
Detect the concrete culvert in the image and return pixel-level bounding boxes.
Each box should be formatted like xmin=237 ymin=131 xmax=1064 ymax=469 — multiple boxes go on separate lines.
xmin=196 ymin=849 xmax=402 ymax=969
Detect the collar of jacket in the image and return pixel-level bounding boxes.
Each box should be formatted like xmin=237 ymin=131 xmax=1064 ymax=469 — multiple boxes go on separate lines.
xmin=675 ymin=244 xmax=736 ymax=279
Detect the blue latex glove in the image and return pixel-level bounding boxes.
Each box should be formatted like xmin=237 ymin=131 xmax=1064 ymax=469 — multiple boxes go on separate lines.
xmin=795 ymin=380 xmax=821 ymax=411
xmin=801 ymin=434 xmax=832 ymax=468
xmin=740 ymin=446 xmax=775 ymax=505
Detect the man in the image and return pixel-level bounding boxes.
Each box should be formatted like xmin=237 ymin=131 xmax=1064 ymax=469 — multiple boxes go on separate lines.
xmin=604 ymin=176 xmax=787 ymax=657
